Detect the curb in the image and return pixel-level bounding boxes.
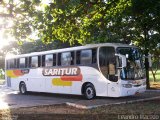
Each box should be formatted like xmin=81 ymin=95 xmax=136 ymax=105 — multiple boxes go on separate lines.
xmin=66 ymin=96 xmax=160 ymax=109
xmin=65 ymin=102 xmax=88 ymax=109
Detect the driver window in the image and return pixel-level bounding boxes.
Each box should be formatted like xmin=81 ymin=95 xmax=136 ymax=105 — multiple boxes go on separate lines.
xmin=99 ymin=47 xmax=117 ymax=82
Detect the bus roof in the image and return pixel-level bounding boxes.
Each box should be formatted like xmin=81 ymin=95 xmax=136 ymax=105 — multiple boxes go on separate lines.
xmin=6 ymin=43 xmax=137 ymax=59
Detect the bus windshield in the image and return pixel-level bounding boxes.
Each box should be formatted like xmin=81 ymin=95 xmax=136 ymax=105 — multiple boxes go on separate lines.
xmin=117 ymin=47 xmax=145 ymax=80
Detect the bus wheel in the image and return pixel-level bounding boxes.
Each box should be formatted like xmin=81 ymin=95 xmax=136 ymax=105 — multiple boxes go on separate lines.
xmin=19 ymin=82 xmax=27 ymax=94
xmin=84 ymin=83 xmax=96 ymax=100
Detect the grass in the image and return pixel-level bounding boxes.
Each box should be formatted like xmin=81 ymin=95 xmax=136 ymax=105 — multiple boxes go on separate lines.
xmin=149 ymin=70 xmax=160 ymax=82
xmin=89 ymin=99 xmax=160 ymax=114
xmin=0 ymin=99 xmax=160 ymax=120
xmin=149 ymin=70 xmax=160 ymax=89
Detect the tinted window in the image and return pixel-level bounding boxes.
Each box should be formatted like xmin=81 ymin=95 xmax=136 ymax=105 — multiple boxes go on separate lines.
xmin=19 ymin=58 xmax=25 ymax=68
xmin=61 ymin=52 xmax=72 ymax=66
xmin=80 ymin=49 xmax=92 ymax=65
xmin=31 ymin=56 xmax=38 ymax=68
xmin=45 ymin=54 xmax=53 ymax=67
xmin=8 ymin=59 xmax=17 ymax=69
xmin=99 ymin=47 xmax=117 ymax=82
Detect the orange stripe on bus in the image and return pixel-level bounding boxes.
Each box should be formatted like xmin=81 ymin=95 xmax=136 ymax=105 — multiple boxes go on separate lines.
xmin=61 ymin=74 xmax=82 ymax=81
xmin=13 ymin=70 xmax=24 ymax=76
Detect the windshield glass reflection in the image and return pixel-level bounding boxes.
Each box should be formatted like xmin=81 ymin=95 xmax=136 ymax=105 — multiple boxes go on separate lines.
xmin=117 ymin=47 xmax=145 ymax=80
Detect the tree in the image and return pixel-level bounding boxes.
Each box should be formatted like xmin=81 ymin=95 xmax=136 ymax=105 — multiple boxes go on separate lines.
xmin=150 ymin=45 xmax=160 ymax=82
xmin=125 ymin=0 xmax=160 ymax=88
xmin=19 ymin=39 xmax=80 ymax=54
xmin=0 ymin=0 xmax=131 ymax=44
xmin=1 ymin=0 xmax=160 ymax=88
xmin=0 ymin=41 xmax=19 ymax=70
xmin=97 ymin=0 xmax=160 ymax=88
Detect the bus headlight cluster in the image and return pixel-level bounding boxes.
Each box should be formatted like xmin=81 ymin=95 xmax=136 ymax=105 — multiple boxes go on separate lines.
xmin=122 ymin=84 xmax=132 ymax=88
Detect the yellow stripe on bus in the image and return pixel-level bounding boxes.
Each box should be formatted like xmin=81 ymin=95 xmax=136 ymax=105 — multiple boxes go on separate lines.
xmin=52 ymin=78 xmax=72 ymax=86
xmin=6 ymin=70 xmax=18 ymax=78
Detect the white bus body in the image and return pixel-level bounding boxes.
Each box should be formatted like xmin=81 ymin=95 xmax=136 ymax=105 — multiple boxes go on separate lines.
xmin=5 ymin=43 xmax=146 ymax=99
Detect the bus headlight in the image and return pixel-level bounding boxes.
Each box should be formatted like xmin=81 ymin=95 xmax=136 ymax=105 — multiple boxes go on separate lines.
xmin=122 ymin=84 xmax=132 ymax=88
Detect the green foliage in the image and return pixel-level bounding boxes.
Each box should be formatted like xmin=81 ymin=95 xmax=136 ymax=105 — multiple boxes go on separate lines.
xmin=19 ymin=39 xmax=80 ymax=54
xmin=0 ymin=41 xmax=19 ymax=70
xmin=3 ymin=0 xmax=132 ymax=44
xmin=0 ymin=0 xmax=159 ymax=50
xmin=0 ymin=69 xmax=5 ymax=79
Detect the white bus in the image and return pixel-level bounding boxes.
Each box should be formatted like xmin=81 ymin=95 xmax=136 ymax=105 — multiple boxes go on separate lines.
xmin=5 ymin=43 xmax=146 ymax=99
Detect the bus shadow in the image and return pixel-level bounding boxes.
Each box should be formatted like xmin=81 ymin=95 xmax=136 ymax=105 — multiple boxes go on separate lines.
xmin=17 ymin=91 xmax=139 ymax=101
xmin=19 ymin=91 xmax=83 ymax=100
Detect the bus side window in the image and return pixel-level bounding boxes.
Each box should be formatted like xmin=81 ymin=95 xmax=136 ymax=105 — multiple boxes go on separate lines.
xmin=30 ymin=56 xmax=38 ymax=68
xmin=45 ymin=54 xmax=53 ymax=67
xmin=19 ymin=58 xmax=26 ymax=68
xmin=76 ymin=51 xmax=80 ymax=64
xmin=80 ymin=49 xmax=92 ymax=65
xmin=92 ymin=48 xmax=97 ymax=64
xmin=9 ymin=59 xmax=17 ymax=69
xmin=61 ymin=52 xmax=71 ymax=66
xmin=99 ymin=47 xmax=117 ymax=82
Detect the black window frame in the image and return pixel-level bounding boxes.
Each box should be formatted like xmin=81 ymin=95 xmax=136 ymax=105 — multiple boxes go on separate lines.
xmin=29 ymin=56 xmax=41 ymax=68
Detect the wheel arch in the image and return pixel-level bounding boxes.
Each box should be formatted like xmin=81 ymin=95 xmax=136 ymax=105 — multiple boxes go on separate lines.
xmin=81 ymin=82 xmax=96 ymax=95
xmin=19 ymin=81 xmax=26 ymax=89
xmin=19 ymin=81 xmax=25 ymax=85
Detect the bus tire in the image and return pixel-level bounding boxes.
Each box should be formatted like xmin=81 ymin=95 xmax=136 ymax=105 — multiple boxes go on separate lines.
xmin=19 ymin=82 xmax=27 ymax=94
xmin=84 ymin=83 xmax=96 ymax=100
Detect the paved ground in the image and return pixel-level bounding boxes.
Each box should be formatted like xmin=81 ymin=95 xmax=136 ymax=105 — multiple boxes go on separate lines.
xmin=0 ymin=85 xmax=160 ymax=109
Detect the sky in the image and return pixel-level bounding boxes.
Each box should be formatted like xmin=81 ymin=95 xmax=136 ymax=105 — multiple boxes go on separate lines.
xmin=0 ymin=29 xmax=15 ymax=49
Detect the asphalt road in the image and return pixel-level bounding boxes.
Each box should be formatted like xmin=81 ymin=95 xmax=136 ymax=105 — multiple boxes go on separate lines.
xmin=0 ymin=85 xmax=160 ymax=109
